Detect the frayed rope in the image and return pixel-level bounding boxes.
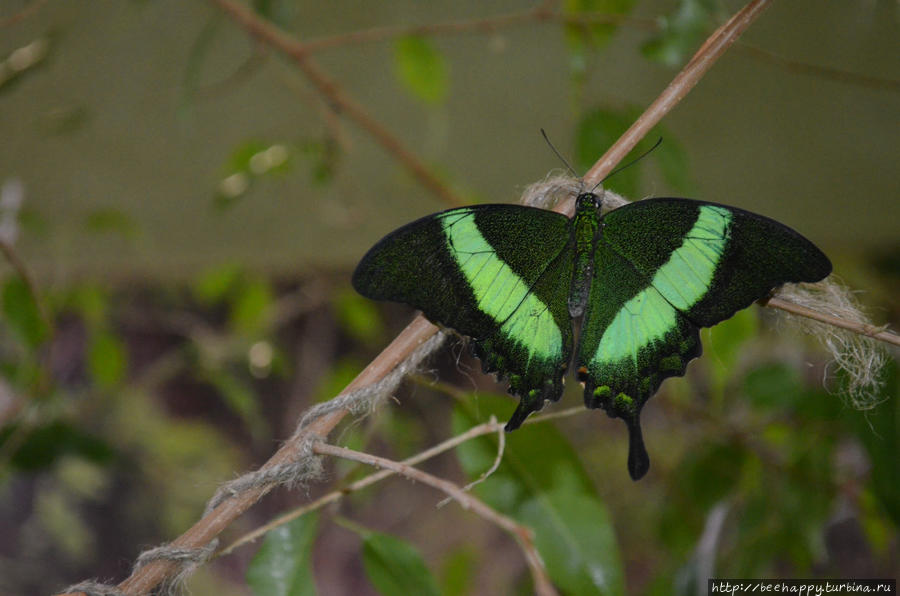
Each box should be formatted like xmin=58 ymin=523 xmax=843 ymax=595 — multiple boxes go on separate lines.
xmin=62 ymin=329 xmax=445 ymax=596
xmin=775 ymin=280 xmax=889 ymax=410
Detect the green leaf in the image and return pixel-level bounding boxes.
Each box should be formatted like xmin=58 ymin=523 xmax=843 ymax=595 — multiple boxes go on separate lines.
xmin=394 ymin=36 xmax=448 ymax=105
xmin=334 ymin=289 xmax=384 ymax=345
xmin=83 ymin=208 xmax=139 ymax=239
xmin=205 ymin=370 xmax=267 ymax=437
xmin=230 ymin=277 xmax=273 ymax=335
xmin=193 ymin=264 xmax=241 ymax=304
xmin=653 ymin=131 xmax=695 ymax=195
xmin=2 ymin=276 xmax=48 ymax=348
xmin=1 ymin=421 xmax=115 ymax=471
xmin=298 ymin=138 xmax=338 ymax=186
xmin=563 ymin=0 xmax=636 ymax=77
xmin=848 ymin=361 xmax=899 ymax=525
xmin=640 ymin=0 xmax=716 ymax=67
xmin=577 ymin=105 xmax=694 ymax=199
xmin=520 ymin=488 xmax=623 ymax=595
xmin=452 ymin=392 xmax=624 ymax=594
xmin=362 ymin=531 xmax=441 ymax=596
xmin=247 ymin=514 xmax=319 ymax=596
xmin=87 ymin=331 xmax=127 ymax=388
xmin=742 ymin=362 xmax=804 ymax=410
xmin=439 ymin=547 xmax=477 ymax=596
xmin=67 ymin=284 xmax=108 ymax=327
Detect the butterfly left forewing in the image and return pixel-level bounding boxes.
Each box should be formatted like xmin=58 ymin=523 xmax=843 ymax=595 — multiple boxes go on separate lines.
xmin=353 ymin=204 xmax=575 ymax=430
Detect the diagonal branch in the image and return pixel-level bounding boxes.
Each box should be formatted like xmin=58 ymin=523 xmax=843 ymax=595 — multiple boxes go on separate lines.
xmin=210 ymin=0 xmax=463 ymax=207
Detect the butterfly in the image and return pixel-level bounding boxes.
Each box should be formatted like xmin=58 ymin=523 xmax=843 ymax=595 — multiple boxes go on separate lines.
xmin=352 ymin=191 xmax=831 ymax=479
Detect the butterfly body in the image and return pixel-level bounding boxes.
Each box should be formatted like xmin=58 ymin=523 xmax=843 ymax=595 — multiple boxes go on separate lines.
xmin=353 ymin=191 xmax=831 ymax=479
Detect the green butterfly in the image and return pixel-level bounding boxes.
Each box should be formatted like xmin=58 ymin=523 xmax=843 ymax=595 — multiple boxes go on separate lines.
xmin=352 ymin=192 xmax=831 ymax=479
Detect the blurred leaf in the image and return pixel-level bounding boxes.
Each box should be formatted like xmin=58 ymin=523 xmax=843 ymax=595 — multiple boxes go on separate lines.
xmin=66 ymin=284 xmax=108 ymax=326
xmin=227 ymin=140 xmax=269 ymax=173
xmin=563 ymin=0 xmax=636 ymax=76
xmin=452 ymin=392 xmax=623 ymax=595
xmin=1 ymin=421 xmax=114 ymax=471
xmin=2 ymin=276 xmax=48 ymax=348
xmin=87 ymin=330 xmax=127 ymax=388
xmin=520 ymin=488 xmax=622 ymax=595
xmin=298 ymin=138 xmax=338 ymax=186
xmin=658 ymin=441 xmax=744 ymax=550
xmin=230 ymin=277 xmax=273 ymax=335
xmin=576 ymin=108 xmax=640 ymax=198
xmin=362 ymin=531 xmax=441 ymax=596
xmin=394 ymin=36 xmax=448 ymax=105
xmin=83 ymin=208 xmax=139 ymax=239
xmin=653 ymin=132 xmax=695 ymax=195
xmin=18 ymin=207 xmax=50 ymax=238
xmin=641 ymin=0 xmax=716 ymax=67
xmin=742 ymin=362 xmax=804 ymax=410
xmin=216 ymin=141 xmax=294 ymax=209
xmin=334 ymin=289 xmax=384 ymax=345
xmin=440 ymin=547 xmax=477 ymax=596
xmin=193 ymin=264 xmax=241 ymax=305
xmin=252 ymin=0 xmax=296 ymax=27
xmin=703 ymin=308 xmax=757 ymax=375
xmin=576 ymin=105 xmax=692 ymax=198
xmin=848 ymin=361 xmax=899 ymax=525
xmin=247 ymin=513 xmax=319 ymax=596
xmin=205 ymin=369 xmax=267 ymax=437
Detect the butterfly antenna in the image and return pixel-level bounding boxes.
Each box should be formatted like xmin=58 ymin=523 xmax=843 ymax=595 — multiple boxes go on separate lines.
xmin=540 ymin=128 xmax=578 ymax=178
xmin=591 ymin=137 xmax=664 ymax=193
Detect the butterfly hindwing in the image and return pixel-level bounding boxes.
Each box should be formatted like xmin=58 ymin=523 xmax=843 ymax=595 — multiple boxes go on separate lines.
xmin=577 ymin=198 xmax=832 ymax=479
xmin=352 ymin=204 xmax=575 ymax=428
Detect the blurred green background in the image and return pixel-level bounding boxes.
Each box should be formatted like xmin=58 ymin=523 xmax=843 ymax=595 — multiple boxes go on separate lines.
xmin=0 ymin=1 xmax=897 ymax=595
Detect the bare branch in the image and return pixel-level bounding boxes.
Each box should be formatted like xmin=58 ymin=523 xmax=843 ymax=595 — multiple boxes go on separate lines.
xmin=314 ymin=441 xmax=558 ymax=596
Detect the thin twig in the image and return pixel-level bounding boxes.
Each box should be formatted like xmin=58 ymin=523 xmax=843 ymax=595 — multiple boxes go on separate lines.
xmin=736 ymin=41 xmax=900 ymax=94
xmin=210 ymin=0 xmax=463 ymax=208
xmin=218 ymin=406 xmax=583 ymax=557
xmin=298 ymin=7 xmax=897 ymax=95
xmin=764 ymin=296 xmax=900 ymax=347
xmin=0 ymin=238 xmax=52 ymax=334
xmin=298 ymin=8 xmax=656 ymax=54
xmin=0 ymin=0 xmax=46 ymax=28
xmin=110 ymin=316 xmax=441 ymax=595
xmin=314 ymin=442 xmax=558 ymax=596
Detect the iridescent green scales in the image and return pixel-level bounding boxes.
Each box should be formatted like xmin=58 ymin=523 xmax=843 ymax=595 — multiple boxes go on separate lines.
xmin=353 ymin=192 xmax=831 ymax=479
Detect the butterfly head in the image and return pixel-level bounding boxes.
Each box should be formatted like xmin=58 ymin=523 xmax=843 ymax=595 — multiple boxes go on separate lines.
xmin=575 ymin=191 xmax=603 ymax=214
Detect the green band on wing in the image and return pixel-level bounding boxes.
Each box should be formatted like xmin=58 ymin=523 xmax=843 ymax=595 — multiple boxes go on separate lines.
xmin=592 ymin=206 xmax=730 ymax=366
xmin=442 ymin=213 xmax=562 ymax=363
xmin=651 ymin=205 xmax=731 ymax=309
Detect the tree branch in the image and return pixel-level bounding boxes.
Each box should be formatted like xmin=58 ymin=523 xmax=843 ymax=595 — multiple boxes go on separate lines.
xmin=210 ymin=0 xmax=463 ymax=207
